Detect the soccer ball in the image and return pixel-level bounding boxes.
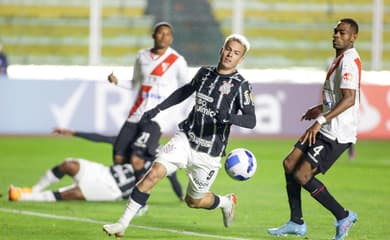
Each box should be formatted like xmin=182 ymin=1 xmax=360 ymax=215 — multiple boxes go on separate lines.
xmin=224 ymin=148 xmax=257 ymax=181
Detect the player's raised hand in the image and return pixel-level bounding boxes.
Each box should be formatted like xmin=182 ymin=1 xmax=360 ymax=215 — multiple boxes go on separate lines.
xmin=108 ymin=71 xmax=118 ymax=85
xmin=52 ymin=128 xmax=75 ymax=137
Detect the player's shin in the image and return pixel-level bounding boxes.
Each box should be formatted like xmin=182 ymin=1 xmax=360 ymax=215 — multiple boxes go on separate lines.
xmin=32 ymin=167 xmax=63 ymax=192
xmin=285 ymin=173 xmax=304 ymax=224
xmin=303 ymin=177 xmax=347 ymax=220
xmin=19 ymin=191 xmax=57 ymax=201
xmin=119 ymin=187 xmax=150 ymax=227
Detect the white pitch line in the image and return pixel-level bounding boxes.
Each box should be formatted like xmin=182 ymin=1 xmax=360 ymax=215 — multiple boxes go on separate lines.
xmin=0 ymin=208 xmax=251 ymax=240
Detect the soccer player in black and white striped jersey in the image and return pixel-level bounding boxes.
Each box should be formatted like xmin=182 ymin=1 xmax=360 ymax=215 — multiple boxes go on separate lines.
xmin=103 ymin=34 xmax=256 ymax=238
xmin=51 ymin=127 xmax=184 ymax=201
xmin=9 ymin=158 xmax=137 ymax=202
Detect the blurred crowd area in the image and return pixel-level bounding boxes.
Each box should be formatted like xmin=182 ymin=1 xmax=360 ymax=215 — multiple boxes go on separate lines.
xmin=0 ymin=0 xmax=389 ymax=69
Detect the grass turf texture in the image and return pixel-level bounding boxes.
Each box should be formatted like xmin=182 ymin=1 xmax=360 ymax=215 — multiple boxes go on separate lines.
xmin=0 ymin=136 xmax=389 ymax=240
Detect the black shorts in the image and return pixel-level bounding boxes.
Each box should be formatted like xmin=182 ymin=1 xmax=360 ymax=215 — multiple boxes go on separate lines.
xmin=294 ymin=132 xmax=351 ymax=173
xmin=113 ymin=121 xmax=161 ymax=162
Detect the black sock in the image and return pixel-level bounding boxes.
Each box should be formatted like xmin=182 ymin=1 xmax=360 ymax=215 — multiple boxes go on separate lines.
xmin=51 ymin=166 xmax=65 ymax=179
xmin=303 ymin=177 xmax=347 ymax=220
xmin=134 ymin=168 xmax=147 ymax=182
xmin=285 ymin=173 xmax=304 ymax=224
xmin=53 ymin=191 xmax=62 ymax=201
xmin=167 ymin=172 xmax=184 ymax=200
xmin=206 ymin=194 xmax=220 ymax=210
xmin=130 ymin=187 xmax=150 ymax=206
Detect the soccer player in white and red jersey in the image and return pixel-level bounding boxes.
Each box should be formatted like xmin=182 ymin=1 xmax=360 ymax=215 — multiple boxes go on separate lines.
xmin=108 ymin=22 xmax=188 ymax=183
xmin=103 ymin=34 xmax=256 ymax=238
xmin=268 ymin=18 xmax=361 ymax=240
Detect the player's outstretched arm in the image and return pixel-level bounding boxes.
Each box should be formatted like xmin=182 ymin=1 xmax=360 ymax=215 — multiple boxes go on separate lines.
xmin=52 ymin=127 xmax=116 ymax=144
xmin=52 ymin=128 xmax=75 ymax=137
xmin=140 ymin=83 xmax=195 ymax=123
xmin=74 ymin=132 xmax=116 ymax=144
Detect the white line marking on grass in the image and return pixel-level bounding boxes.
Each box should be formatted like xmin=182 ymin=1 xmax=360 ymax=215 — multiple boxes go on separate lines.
xmin=0 ymin=208 xmax=250 ymax=240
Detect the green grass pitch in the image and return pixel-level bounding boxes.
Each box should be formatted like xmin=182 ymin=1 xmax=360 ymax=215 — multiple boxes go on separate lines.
xmin=0 ymin=136 xmax=389 ymax=240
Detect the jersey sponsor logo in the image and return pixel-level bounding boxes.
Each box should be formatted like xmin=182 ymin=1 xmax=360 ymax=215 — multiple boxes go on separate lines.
xmin=193 ymin=176 xmax=210 ymax=189
xmin=150 ymin=53 xmax=179 ymax=76
xmin=141 ymin=92 xmax=163 ymax=100
xmin=195 ymin=96 xmax=217 ymax=117
xmin=197 ymin=92 xmax=214 ymax=102
xmin=188 ymin=131 xmax=212 ymax=147
xmin=219 ymin=81 xmax=234 ymax=95
xmin=343 ymin=72 xmax=353 ymax=81
xmin=243 ymin=90 xmax=252 ymax=105
xmin=128 ymin=85 xmax=152 ymax=117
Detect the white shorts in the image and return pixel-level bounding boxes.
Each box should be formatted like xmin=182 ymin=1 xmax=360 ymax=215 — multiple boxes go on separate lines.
xmin=155 ymin=132 xmax=221 ymax=199
xmin=66 ymin=158 xmax=123 ymax=201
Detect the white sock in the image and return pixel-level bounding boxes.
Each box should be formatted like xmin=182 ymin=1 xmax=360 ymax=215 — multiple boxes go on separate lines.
xmin=118 ymin=198 xmax=142 ymax=228
xmin=217 ymin=195 xmax=230 ymax=208
xmin=32 ymin=170 xmax=60 ymax=192
xmin=20 ymin=191 xmax=56 ymax=202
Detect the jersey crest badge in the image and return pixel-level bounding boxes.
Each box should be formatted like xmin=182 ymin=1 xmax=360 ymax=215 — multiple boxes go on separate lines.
xmin=219 ymin=81 xmax=234 ymax=95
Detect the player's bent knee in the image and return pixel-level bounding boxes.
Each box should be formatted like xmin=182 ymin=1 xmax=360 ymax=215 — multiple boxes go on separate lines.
xmin=141 ymin=166 xmax=165 ymax=186
xmin=283 ymin=158 xmax=294 ymax=173
xmin=60 ymin=160 xmax=80 ymax=175
xmin=294 ymin=171 xmax=312 ymax=185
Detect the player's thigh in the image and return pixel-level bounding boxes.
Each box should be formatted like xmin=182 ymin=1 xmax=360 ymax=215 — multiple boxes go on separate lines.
xmin=186 ymin=150 xmax=221 ymax=199
xmin=59 ymin=186 xmax=85 ymax=200
xmin=299 ymin=133 xmax=350 ymax=174
xmin=114 ymin=121 xmax=138 ymax=156
xmin=155 ymin=131 xmax=191 ymax=176
xmin=294 ymin=160 xmax=317 ymax=184
xmin=283 ymin=146 xmax=305 ymax=172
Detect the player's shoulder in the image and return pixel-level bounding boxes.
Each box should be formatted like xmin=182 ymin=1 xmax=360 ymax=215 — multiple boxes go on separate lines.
xmin=199 ymin=65 xmax=215 ymax=71
xmin=342 ymin=48 xmax=361 ymax=71
xmin=137 ymin=48 xmax=150 ymax=58
xmin=167 ymin=47 xmax=185 ymax=59
xmin=229 ymin=71 xmax=248 ymax=85
xmin=194 ymin=65 xmax=215 ymax=74
xmin=343 ymin=48 xmax=360 ymax=61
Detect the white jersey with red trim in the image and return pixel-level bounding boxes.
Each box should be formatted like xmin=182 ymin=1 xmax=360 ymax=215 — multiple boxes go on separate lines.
xmin=320 ymin=48 xmax=361 ymax=143
xmin=127 ymin=47 xmax=188 ymax=128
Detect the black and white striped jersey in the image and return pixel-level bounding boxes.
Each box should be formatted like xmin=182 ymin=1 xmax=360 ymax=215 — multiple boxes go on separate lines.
xmin=179 ymin=66 xmax=256 ymax=157
xmin=109 ymin=164 xmax=136 ymax=199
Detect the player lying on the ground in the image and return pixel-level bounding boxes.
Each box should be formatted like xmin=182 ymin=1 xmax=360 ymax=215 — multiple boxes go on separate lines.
xmin=9 ymin=158 xmax=140 ymax=202
xmin=52 ymin=127 xmax=184 ymax=201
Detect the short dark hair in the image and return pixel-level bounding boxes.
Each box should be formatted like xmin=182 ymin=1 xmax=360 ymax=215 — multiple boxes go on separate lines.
xmin=339 ymin=18 xmax=359 ymax=34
